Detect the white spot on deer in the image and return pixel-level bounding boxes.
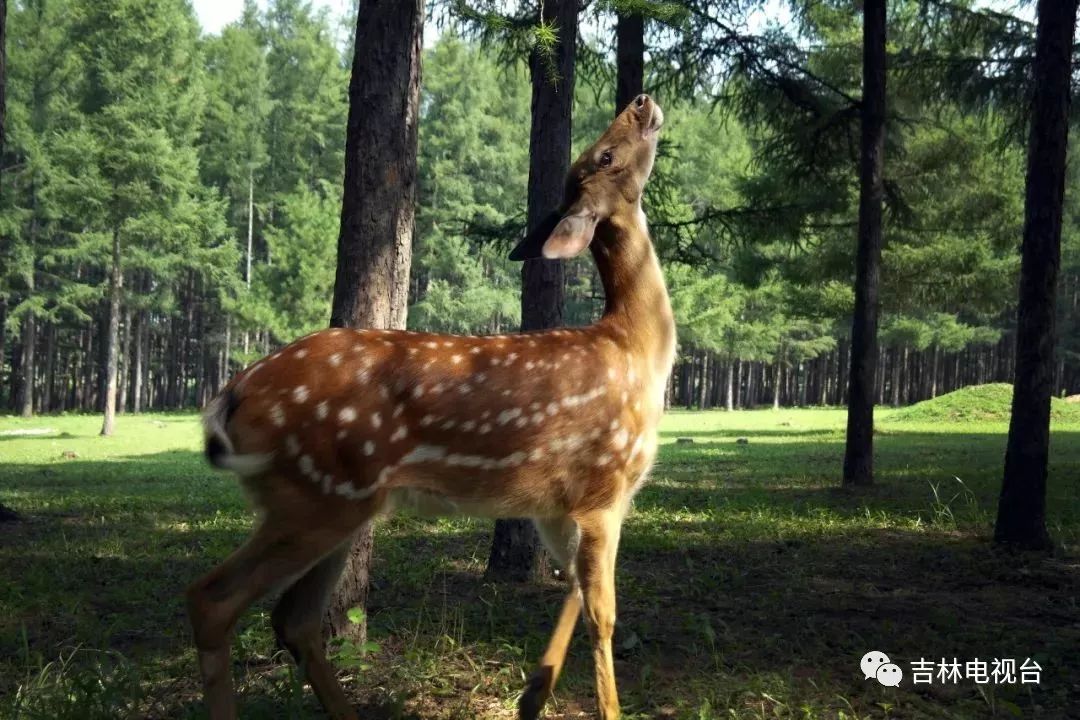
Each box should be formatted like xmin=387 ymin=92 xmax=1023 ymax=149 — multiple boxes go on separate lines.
xmin=461 ymin=420 xmax=476 ymax=432
xmin=355 ymin=368 xmax=371 ymax=384
xmin=589 ymin=428 xmax=602 ymax=440
xmin=270 ymin=403 xmax=286 ymax=427
xmin=299 ymin=454 xmax=314 ymax=475
xmin=337 ymin=429 xmax=347 ymax=440
xmin=629 ymin=434 xmax=645 ymax=461
xmin=390 ymin=425 xmax=408 ymax=442
xmin=321 ymin=474 xmax=334 ymax=493
xmin=412 ymin=385 xmax=425 ymax=399
xmin=364 ymin=441 xmax=375 ymax=456
xmin=608 ymin=367 xmax=616 ymax=381
xmin=627 ymin=365 xmax=637 ymax=384
xmin=565 ymin=434 xmax=584 ymax=450
xmin=481 ymin=410 xmax=491 ymax=420
xmin=473 ymin=372 xmax=487 ymax=383
xmin=506 ymin=352 xmax=518 ymax=364
xmin=292 ymin=386 xmax=310 ymax=403
xmin=408 ymin=347 xmax=418 ymax=355
xmin=424 ymin=341 xmax=438 ymax=349
xmin=491 ymin=357 xmax=501 ymax=366
xmin=402 ymin=444 xmax=447 ymax=464
xmin=621 ymin=391 xmax=629 ymax=403
xmin=295 ymin=348 xmax=309 ymax=359
xmin=530 ymin=412 xmax=544 ymax=424
xmin=613 ymin=428 xmax=629 ymax=450
xmin=479 ymin=423 xmax=492 ymax=434
xmin=502 ymin=389 xmax=512 ymax=397
xmin=329 ymin=353 xmax=342 ymax=367
xmin=610 ymin=418 xmax=620 ymax=431
xmin=458 ymin=384 xmax=473 ymax=395
xmin=595 ymin=454 xmax=612 ymax=467
xmin=316 ymin=401 xmax=329 ymax=420
xmin=515 ymin=417 xmax=527 ymax=428
xmin=393 ymin=403 xmax=404 ymax=418
xmin=528 ymin=339 xmax=537 ymax=348
xmin=498 ymin=451 xmax=527 ymax=468
xmin=339 ymin=406 xmax=357 ymax=424
xmin=370 ymin=412 xmax=382 ymax=429
xmin=379 ymin=386 xmax=390 ymax=400
xmin=451 ymin=354 xmax=462 ymax=364
xmin=285 ymin=434 xmax=301 ymax=457
xmin=470 ymin=347 xmax=482 ymax=354
xmin=420 ymin=414 xmax=437 ymax=427
xmin=335 ymin=480 xmax=359 ymax=498
xmin=441 ymin=419 xmax=457 ymax=430
xmin=498 ymin=408 xmax=522 ymax=425
xmin=546 ymin=402 xmax=559 ymax=416
xmin=442 ymin=340 xmax=453 ymax=348
xmin=529 ymin=448 xmax=544 ymax=462
xmin=562 ymin=353 xmax=571 ymax=361
xmin=525 ymin=361 xmax=535 ymax=370
xmin=530 ymin=402 xmax=541 ymax=411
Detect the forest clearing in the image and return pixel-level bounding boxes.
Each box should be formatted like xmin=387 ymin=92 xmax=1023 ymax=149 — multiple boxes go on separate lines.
xmin=3 ymin=398 xmax=1079 ymax=719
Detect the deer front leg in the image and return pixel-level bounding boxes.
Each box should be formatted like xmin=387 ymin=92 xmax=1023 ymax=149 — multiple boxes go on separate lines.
xmin=575 ymin=510 xmax=623 ymax=720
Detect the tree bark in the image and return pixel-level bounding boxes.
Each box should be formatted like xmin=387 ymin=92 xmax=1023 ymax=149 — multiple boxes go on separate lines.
xmin=118 ymin=300 xmax=131 ymax=414
xmin=326 ymin=0 xmax=422 ymax=641
xmin=100 ymin=229 xmax=122 ymax=436
xmin=18 ymin=311 xmax=35 ymax=417
xmin=615 ymin=9 xmax=644 ymax=111
xmin=725 ymin=360 xmax=734 ymax=411
xmin=488 ymin=0 xmax=578 ymax=583
xmin=843 ymin=0 xmax=886 ymax=487
xmin=995 ymin=0 xmax=1078 ymax=550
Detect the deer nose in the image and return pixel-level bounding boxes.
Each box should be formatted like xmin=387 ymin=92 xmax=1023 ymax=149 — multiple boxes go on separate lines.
xmin=634 ymin=94 xmax=649 ymax=108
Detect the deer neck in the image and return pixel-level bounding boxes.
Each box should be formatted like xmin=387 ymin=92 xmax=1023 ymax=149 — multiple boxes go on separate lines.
xmin=590 ymin=205 xmax=676 ymax=384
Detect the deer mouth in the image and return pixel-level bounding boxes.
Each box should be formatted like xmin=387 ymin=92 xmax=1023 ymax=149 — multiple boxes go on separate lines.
xmin=644 ymin=104 xmax=664 ymax=138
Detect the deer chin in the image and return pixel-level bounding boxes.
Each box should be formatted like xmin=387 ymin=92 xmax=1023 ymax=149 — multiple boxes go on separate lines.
xmin=643 ymin=104 xmax=664 ymax=139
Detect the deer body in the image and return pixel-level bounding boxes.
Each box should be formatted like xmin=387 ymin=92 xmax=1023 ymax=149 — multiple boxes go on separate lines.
xmin=189 ymin=95 xmax=670 ymax=720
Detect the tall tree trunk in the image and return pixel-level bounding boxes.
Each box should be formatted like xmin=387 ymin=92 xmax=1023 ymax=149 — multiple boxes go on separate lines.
xmin=118 ymin=300 xmax=131 ymax=414
xmin=133 ymin=309 xmax=145 ymax=413
xmin=773 ymin=362 xmax=781 ymax=410
xmin=326 ymin=0 xmax=422 ymax=641
xmin=18 ymin=311 xmax=35 ymax=417
xmin=246 ymin=170 xmax=254 ymax=288
xmin=725 ymin=360 xmax=734 ymax=411
xmin=697 ymin=351 xmax=709 ymax=409
xmin=615 ymin=8 xmax=644 ymax=110
xmin=843 ymin=0 xmax=886 ymax=487
xmin=995 ymin=0 xmax=1078 ymax=550
xmin=42 ymin=322 xmax=55 ymax=412
xmin=0 ymin=298 xmax=7 ymax=408
xmin=488 ymin=0 xmax=578 ymax=583
xmin=100 ymin=229 xmax=122 ymax=436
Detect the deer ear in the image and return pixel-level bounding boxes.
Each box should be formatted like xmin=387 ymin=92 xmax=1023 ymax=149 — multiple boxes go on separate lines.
xmin=540 ymin=211 xmax=598 ymax=259
xmin=509 ymin=211 xmax=563 ymax=261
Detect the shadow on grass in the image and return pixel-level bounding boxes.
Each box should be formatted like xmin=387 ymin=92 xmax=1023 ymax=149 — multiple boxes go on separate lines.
xmin=4 ymin=441 xmax=1080 ymax=719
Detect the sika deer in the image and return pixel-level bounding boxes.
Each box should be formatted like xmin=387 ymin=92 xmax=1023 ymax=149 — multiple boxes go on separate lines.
xmin=189 ymin=94 xmax=673 ymax=720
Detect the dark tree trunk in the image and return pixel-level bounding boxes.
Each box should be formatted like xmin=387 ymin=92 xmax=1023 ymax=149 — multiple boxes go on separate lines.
xmin=18 ymin=311 xmax=35 ymax=417
xmin=488 ymin=0 xmax=578 ymax=583
xmin=843 ymin=0 xmax=886 ymax=487
xmin=118 ymin=299 xmax=131 ymax=414
xmin=615 ymin=9 xmax=644 ymax=111
xmin=326 ymin=0 xmax=422 ymax=640
xmin=100 ymin=229 xmax=122 ymax=436
xmin=995 ymin=0 xmax=1078 ymax=550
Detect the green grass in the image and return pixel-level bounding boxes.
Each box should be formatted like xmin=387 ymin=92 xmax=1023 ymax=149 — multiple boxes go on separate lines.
xmin=2 ymin=407 xmax=1079 ymax=719
xmin=884 ymin=383 xmax=1080 ymax=424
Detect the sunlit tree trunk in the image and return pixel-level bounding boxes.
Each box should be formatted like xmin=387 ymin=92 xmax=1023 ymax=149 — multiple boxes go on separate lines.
xmin=101 ymin=229 xmax=122 ymax=436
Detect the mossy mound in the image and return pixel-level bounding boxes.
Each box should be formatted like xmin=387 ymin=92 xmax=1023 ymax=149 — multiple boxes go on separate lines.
xmin=885 ymin=383 xmax=1080 ymax=423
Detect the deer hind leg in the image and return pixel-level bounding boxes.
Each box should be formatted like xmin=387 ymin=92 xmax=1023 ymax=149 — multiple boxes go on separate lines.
xmin=186 ymin=511 xmax=365 ymax=720
xmin=271 ymin=539 xmax=358 ymax=720
xmin=575 ymin=509 xmax=623 ymax=720
xmin=519 ymin=517 xmax=582 ymax=720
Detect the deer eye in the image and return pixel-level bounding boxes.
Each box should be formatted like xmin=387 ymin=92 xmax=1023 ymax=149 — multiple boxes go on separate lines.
xmin=598 ymin=150 xmax=613 ymax=168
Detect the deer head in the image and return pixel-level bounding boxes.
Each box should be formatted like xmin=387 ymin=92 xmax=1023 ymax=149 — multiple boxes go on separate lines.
xmin=510 ymin=94 xmax=664 ymax=261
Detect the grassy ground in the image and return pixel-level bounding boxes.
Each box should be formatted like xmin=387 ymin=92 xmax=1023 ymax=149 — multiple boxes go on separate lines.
xmin=1 ymin=402 xmax=1079 ymax=719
